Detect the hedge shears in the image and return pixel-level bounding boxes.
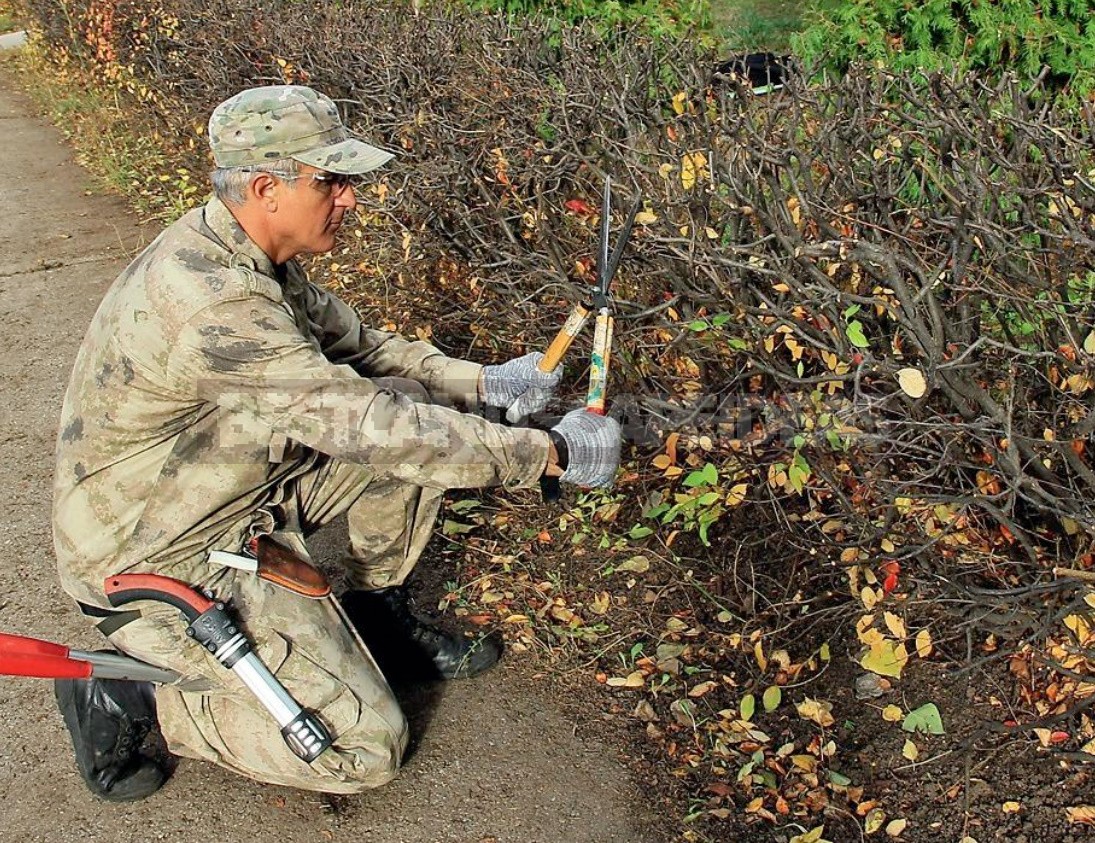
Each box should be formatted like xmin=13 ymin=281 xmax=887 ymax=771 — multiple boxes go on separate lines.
xmin=529 ymin=175 xmax=639 ymax=501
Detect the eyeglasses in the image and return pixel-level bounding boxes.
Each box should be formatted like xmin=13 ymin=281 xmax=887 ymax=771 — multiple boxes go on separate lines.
xmin=243 ymin=168 xmax=356 ymax=195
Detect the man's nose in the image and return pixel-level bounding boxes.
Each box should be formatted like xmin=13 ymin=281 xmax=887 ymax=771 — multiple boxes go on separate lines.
xmin=335 ymin=186 xmax=358 ymax=212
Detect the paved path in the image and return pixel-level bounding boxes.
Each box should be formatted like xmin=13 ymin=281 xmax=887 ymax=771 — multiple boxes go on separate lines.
xmin=0 ymin=65 xmax=664 ymax=843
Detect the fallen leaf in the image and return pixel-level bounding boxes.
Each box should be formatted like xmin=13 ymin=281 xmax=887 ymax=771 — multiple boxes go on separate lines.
xmin=902 ymin=703 xmax=945 ymax=735
xmin=796 ymin=697 xmax=836 ymax=727
xmin=865 ymin=807 xmax=886 ymax=834
xmin=861 ymin=641 xmax=908 ymax=678
xmin=897 ymin=367 xmax=927 ymax=398
xmin=740 ymin=693 xmax=756 ymax=721
xmin=1002 ymin=801 xmax=1021 ymax=814
xmin=689 ymin=680 xmax=718 ymax=698
xmin=915 ymin=629 xmax=933 ymax=658
xmin=902 ymin=739 xmax=919 ymax=761
xmin=883 ymin=611 xmax=907 ymax=640
xmin=884 ymin=818 xmax=907 ymax=837
xmin=882 ymin=705 xmax=903 ymax=722
xmin=1066 ymin=805 xmax=1095 ymax=825
xmin=763 ymin=685 xmax=783 ymax=712
xmin=789 ymin=827 xmax=827 ymax=843
xmin=606 ymin=671 xmax=645 ymax=689
xmin=616 ymin=555 xmax=651 ymax=574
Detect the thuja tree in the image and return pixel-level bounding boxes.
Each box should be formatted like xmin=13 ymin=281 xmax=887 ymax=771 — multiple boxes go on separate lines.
xmin=794 ymin=0 xmax=1095 ymax=100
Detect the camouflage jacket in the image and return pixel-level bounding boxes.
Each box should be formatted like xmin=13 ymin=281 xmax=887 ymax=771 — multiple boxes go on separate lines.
xmin=54 ymin=197 xmax=548 ymax=607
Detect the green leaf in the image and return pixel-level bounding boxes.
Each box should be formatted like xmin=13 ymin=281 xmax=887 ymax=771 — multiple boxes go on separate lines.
xmin=628 ymin=524 xmax=654 ymax=539
xmin=442 ymin=519 xmax=476 ymax=536
xmin=712 ymin=313 xmax=732 ymax=327
xmin=763 ymin=685 xmax=782 ymax=712
xmin=682 ymin=470 xmax=708 ymax=488
xmin=740 ymin=693 xmax=756 ymax=721
xmin=728 ymin=337 xmax=749 ymax=351
xmin=902 ymin=703 xmax=945 ymax=735
xmin=688 ymin=319 xmax=708 ymax=332
xmin=701 ymin=462 xmax=718 ymax=485
xmin=860 ymin=640 xmax=908 ymax=678
xmin=448 ymin=498 xmax=480 ymax=514
xmin=846 ymin=319 xmax=870 ymax=348
xmin=820 ymin=643 xmax=831 ymax=662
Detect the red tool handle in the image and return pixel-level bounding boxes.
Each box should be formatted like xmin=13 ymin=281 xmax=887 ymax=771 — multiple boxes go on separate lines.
xmin=0 ymin=631 xmax=71 ymax=660
xmin=104 ymin=573 xmax=214 ymax=623
xmin=0 ymin=634 xmax=92 ymax=679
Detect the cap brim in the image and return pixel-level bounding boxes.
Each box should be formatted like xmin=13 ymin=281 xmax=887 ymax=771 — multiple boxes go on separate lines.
xmin=293 ymin=138 xmax=394 ymax=175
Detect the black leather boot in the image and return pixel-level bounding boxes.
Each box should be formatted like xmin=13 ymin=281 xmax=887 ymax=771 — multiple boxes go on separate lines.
xmin=54 ymin=674 xmax=175 ymax=801
xmin=342 ymin=587 xmax=502 ymax=681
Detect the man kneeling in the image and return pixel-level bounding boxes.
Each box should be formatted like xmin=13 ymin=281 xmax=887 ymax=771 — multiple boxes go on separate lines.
xmin=51 ymin=85 xmax=620 ymax=800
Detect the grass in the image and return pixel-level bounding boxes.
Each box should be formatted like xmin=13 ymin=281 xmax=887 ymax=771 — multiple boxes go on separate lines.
xmin=0 ymin=12 xmax=20 ymax=32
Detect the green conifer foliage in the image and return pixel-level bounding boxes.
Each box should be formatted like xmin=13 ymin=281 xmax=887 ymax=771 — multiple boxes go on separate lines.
xmin=795 ymin=0 xmax=1095 ymax=99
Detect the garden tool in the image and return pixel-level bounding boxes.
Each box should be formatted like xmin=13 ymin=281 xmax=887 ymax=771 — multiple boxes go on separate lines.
xmin=535 ymin=175 xmax=639 ymax=501
xmin=0 ymin=572 xmax=333 ymax=764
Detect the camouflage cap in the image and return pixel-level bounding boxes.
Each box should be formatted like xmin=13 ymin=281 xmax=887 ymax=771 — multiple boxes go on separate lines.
xmin=208 ymin=85 xmax=394 ymax=174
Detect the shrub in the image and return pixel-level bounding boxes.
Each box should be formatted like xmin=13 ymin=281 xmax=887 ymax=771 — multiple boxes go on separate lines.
xmin=15 ymin=0 xmax=1095 ymax=585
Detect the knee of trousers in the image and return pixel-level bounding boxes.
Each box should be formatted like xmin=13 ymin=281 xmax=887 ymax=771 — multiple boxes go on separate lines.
xmin=155 ymin=681 xmax=410 ymax=795
xmin=301 ymin=709 xmax=410 ymax=794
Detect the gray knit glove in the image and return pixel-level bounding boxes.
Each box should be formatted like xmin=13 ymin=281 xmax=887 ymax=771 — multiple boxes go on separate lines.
xmin=480 ymin=352 xmax=562 ymax=421
xmin=551 ymin=408 xmax=622 ymax=488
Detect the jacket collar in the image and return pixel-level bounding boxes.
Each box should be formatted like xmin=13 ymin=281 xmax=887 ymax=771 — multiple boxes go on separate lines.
xmin=202 ymin=196 xmax=279 ymax=279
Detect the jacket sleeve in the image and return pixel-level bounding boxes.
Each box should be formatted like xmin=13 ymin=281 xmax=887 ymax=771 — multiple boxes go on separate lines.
xmin=167 ymin=295 xmax=548 ymax=491
xmin=291 ymin=270 xmax=482 ymax=409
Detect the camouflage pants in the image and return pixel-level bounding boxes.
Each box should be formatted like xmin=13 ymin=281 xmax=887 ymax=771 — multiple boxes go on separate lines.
xmin=106 ymin=378 xmax=441 ymax=792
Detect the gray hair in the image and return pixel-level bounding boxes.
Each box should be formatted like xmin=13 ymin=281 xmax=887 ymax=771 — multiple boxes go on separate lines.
xmin=211 ymin=158 xmax=300 ymax=205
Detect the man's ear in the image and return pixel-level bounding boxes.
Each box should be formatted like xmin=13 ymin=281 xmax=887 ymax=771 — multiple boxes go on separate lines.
xmin=247 ymin=173 xmax=279 ymax=211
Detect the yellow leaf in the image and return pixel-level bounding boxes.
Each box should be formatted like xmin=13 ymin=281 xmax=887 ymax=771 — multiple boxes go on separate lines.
xmin=658 ymin=162 xmax=675 ymax=181
xmin=1002 ymin=801 xmax=1021 ymax=814
xmin=1064 ymin=613 xmax=1092 ymax=644
xmin=606 ymin=670 xmax=645 ymax=689
xmin=1066 ymin=805 xmax=1095 ymax=825
xmin=841 ymin=547 xmax=861 ymax=563
xmin=860 ymin=640 xmax=908 ymax=678
xmin=671 ymin=91 xmax=688 ymax=115
xmin=884 ymin=611 xmax=907 ymax=640
xmin=689 ymin=680 xmax=718 ymax=698
xmin=726 ymin=483 xmax=748 ymax=506
xmin=705 ymin=227 xmax=719 ymax=239
xmin=681 ymin=152 xmax=707 ymax=190
xmin=1084 ymin=331 xmax=1095 ymax=355
xmin=652 ymin=454 xmax=672 ymax=469
xmin=865 ymin=807 xmax=886 ymax=834
xmin=881 ymin=538 xmax=895 ymax=552
xmin=882 ymin=705 xmax=903 ymax=722
xmin=791 ymin=754 xmax=817 ymax=772
xmin=744 ymin=796 xmax=764 ymax=813
xmin=796 ymin=697 xmax=836 ymax=727
xmin=884 ymin=818 xmax=908 ymax=837
xmin=897 ymin=367 xmax=927 ymax=398
xmin=861 ymin=585 xmax=880 ymax=611
xmin=590 ymin=591 xmax=611 ymax=614
xmin=755 ymin=640 xmax=768 ymax=672
xmin=789 ymin=827 xmax=826 ymax=843
xmin=915 ymin=629 xmax=934 ymax=658
xmin=635 ymin=209 xmax=658 ymax=225
xmin=902 ymin=739 xmax=919 ymax=761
